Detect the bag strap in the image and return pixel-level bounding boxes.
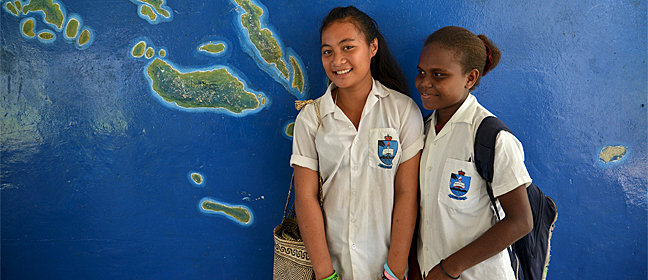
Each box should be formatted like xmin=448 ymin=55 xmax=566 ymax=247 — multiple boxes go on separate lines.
xmin=474 ymin=116 xmax=520 ymax=279
xmin=282 ymin=174 xmax=295 ymax=219
xmin=283 ymin=173 xmax=324 ymax=220
xmin=474 ymin=116 xmax=521 ymax=280
xmin=474 ymin=116 xmax=511 ymax=220
xmin=295 ymin=100 xmax=322 ymax=127
xmin=282 ymin=100 xmax=325 ymax=220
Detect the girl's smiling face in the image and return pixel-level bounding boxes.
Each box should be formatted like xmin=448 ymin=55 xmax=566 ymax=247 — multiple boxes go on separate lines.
xmin=321 ymin=20 xmax=377 ymax=91
xmin=415 ymin=43 xmax=478 ymax=122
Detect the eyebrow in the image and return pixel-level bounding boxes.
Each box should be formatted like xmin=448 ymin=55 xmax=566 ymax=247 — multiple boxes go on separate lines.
xmin=417 ymin=66 xmax=448 ymax=72
xmin=321 ymin=38 xmax=356 ymax=49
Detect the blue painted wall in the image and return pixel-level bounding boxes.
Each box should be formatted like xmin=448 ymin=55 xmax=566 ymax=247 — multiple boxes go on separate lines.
xmin=1 ymin=0 xmax=646 ymax=279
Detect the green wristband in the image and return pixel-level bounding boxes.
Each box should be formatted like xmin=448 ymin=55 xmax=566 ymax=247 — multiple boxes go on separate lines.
xmin=322 ymin=270 xmax=339 ymax=280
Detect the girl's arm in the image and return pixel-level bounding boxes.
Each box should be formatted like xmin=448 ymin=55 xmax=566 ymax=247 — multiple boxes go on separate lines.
xmin=293 ymin=165 xmax=334 ymax=280
xmin=424 ymin=184 xmax=532 ymax=280
xmin=387 ymin=151 xmax=422 ymax=279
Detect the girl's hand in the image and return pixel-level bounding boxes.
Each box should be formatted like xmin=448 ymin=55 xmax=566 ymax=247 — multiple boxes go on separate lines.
xmin=320 ymin=269 xmax=339 ymax=280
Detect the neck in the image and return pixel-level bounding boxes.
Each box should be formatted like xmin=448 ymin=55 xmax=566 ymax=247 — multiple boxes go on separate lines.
xmin=436 ymin=93 xmax=469 ymax=126
xmin=335 ymin=78 xmax=373 ymax=111
xmin=436 ymin=110 xmax=453 ymax=127
xmin=333 ymin=78 xmax=373 ymax=129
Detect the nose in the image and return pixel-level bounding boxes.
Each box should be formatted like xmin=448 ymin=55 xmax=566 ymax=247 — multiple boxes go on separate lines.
xmin=417 ymin=76 xmax=433 ymax=88
xmin=332 ymin=52 xmax=346 ymax=66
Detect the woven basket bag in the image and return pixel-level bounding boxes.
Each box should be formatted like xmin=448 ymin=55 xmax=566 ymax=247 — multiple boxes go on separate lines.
xmin=272 ymin=215 xmax=316 ymax=279
xmin=273 ymin=100 xmax=324 ymax=280
xmin=272 ymin=174 xmax=323 ymax=280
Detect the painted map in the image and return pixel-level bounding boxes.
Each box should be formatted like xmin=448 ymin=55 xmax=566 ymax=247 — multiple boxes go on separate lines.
xmin=1 ymin=0 xmax=310 ymax=278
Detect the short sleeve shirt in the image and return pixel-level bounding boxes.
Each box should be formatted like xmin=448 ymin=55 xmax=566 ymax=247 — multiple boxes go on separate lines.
xmin=417 ymin=94 xmax=532 ymax=279
xmin=291 ymin=79 xmax=424 ymax=279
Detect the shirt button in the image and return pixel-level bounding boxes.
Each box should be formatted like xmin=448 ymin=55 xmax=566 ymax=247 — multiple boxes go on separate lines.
xmin=353 ymin=165 xmax=358 ymax=171
xmin=351 ymin=218 xmax=356 ymax=223
xmin=427 ymin=166 xmax=433 ymax=171
xmin=353 ymin=139 xmax=358 ymax=145
xmin=351 ymin=190 xmax=356 ymax=195
xmin=352 ymin=244 xmax=357 ymax=250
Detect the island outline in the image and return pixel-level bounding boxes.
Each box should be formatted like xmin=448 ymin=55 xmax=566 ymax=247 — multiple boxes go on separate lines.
xmin=143 ymin=57 xmax=270 ymax=117
xmin=229 ymin=0 xmax=308 ymax=100
xmin=198 ymin=197 xmax=254 ymax=227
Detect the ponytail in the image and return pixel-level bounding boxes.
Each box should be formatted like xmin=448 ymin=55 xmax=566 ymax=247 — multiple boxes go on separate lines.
xmin=477 ymin=34 xmax=500 ymax=77
xmin=371 ymin=32 xmax=410 ymax=96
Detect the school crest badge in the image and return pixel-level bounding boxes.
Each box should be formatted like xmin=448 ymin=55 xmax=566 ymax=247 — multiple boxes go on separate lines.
xmin=448 ymin=170 xmax=471 ymax=200
xmin=378 ymin=135 xmax=398 ymax=169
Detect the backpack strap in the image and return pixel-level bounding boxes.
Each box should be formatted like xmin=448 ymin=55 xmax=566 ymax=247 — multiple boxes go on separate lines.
xmin=474 ymin=116 xmax=522 ymax=279
xmin=474 ymin=116 xmax=511 ymax=220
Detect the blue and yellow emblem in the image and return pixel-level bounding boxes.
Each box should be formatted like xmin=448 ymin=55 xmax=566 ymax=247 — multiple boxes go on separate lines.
xmin=378 ymin=135 xmax=398 ymax=169
xmin=449 ymin=170 xmax=471 ymax=200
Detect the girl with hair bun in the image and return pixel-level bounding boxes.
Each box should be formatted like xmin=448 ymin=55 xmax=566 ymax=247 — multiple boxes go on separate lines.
xmin=291 ymin=6 xmax=423 ymax=280
xmin=410 ymin=26 xmax=533 ymax=280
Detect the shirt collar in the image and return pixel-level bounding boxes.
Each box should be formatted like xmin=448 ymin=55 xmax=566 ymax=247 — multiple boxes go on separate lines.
xmin=449 ymin=93 xmax=477 ymax=125
xmin=370 ymin=78 xmax=390 ymax=98
xmin=428 ymin=93 xmax=477 ymax=137
xmin=318 ymin=78 xmax=388 ymax=119
xmin=318 ymin=83 xmax=337 ymax=119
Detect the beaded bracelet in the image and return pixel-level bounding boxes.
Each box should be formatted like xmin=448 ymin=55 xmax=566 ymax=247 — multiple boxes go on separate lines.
xmin=322 ymin=270 xmax=339 ymax=280
xmin=439 ymin=259 xmax=460 ymax=279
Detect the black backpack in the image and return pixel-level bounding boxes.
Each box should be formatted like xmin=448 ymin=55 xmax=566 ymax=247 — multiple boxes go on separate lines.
xmin=474 ymin=116 xmax=558 ymax=280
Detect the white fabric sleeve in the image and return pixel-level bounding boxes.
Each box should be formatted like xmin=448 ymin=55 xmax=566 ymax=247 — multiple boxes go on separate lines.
xmin=399 ymin=100 xmax=425 ymax=163
xmin=290 ymin=105 xmax=319 ymax=171
xmin=491 ymin=131 xmax=532 ymax=198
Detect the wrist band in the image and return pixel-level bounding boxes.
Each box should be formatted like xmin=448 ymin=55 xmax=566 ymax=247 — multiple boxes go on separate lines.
xmin=382 ymin=263 xmax=407 ymax=280
xmin=439 ymin=259 xmax=460 ymax=279
xmin=383 ymin=263 xmax=398 ymax=280
xmin=322 ymin=270 xmax=339 ymax=280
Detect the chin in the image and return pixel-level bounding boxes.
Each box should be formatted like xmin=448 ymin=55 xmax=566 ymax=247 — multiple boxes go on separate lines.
xmin=331 ymin=79 xmax=353 ymax=89
xmin=421 ymin=100 xmax=437 ymax=111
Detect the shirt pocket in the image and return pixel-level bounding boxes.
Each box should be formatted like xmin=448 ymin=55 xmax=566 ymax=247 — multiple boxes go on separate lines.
xmin=368 ymin=128 xmax=401 ymax=170
xmin=438 ymin=157 xmax=483 ymax=212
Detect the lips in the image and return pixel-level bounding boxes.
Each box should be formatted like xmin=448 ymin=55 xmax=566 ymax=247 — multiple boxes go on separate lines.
xmin=419 ymin=91 xmax=436 ymax=97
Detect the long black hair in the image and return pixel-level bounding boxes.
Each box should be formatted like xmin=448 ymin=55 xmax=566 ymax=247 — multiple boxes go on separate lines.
xmin=320 ymin=6 xmax=410 ymax=96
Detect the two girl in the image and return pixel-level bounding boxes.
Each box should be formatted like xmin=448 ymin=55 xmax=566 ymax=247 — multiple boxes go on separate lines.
xmin=411 ymin=26 xmax=533 ymax=279
xmin=291 ymin=7 xmax=532 ymax=280
xmin=291 ymin=6 xmax=423 ymax=280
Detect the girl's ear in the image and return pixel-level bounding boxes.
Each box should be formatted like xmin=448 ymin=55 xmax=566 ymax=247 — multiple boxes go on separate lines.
xmin=370 ymin=38 xmax=378 ymax=58
xmin=465 ymin=69 xmax=480 ymax=89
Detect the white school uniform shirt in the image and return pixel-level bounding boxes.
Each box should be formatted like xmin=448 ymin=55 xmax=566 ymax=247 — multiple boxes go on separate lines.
xmin=291 ymin=79 xmax=424 ymax=280
xmin=417 ymin=94 xmax=532 ymax=280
